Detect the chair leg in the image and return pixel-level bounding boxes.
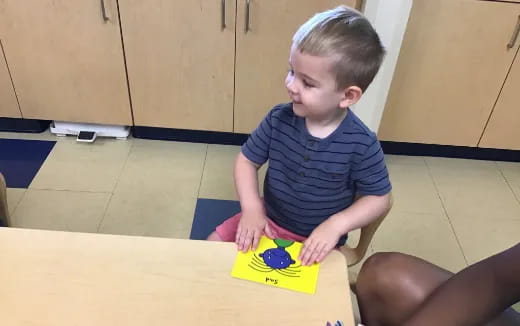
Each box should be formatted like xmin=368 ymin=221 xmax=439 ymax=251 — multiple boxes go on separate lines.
xmin=349 ymin=270 xmax=359 ymax=294
xmin=0 ymin=172 xmax=11 ymax=227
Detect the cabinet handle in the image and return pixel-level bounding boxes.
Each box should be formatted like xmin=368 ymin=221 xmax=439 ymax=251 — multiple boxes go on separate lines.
xmin=245 ymin=0 xmax=250 ymax=33
xmin=101 ymin=0 xmax=110 ymax=22
xmin=221 ymin=0 xmax=226 ymax=29
xmin=507 ymin=15 xmax=520 ymax=49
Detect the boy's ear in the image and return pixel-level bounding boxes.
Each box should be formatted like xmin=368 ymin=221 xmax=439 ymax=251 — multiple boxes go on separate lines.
xmin=339 ymin=86 xmax=363 ymax=109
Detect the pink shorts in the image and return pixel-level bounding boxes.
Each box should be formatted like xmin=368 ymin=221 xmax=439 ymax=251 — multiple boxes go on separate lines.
xmin=216 ymin=212 xmax=307 ymax=243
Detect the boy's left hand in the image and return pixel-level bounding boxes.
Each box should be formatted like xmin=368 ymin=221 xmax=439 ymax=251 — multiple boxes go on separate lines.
xmin=299 ymin=219 xmax=342 ymax=266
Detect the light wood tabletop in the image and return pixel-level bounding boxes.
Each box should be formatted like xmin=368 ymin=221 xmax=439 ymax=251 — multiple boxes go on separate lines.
xmin=0 ymin=228 xmax=354 ymax=325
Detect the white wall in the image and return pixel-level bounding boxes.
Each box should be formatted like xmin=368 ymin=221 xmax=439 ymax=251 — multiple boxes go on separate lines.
xmin=352 ymin=0 xmax=412 ymax=132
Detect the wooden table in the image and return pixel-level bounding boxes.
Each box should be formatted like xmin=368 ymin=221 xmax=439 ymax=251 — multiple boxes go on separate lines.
xmin=0 ymin=228 xmax=354 ymax=325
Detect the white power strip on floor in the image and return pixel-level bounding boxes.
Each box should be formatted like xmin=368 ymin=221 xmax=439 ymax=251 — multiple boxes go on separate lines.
xmin=50 ymin=121 xmax=130 ymax=141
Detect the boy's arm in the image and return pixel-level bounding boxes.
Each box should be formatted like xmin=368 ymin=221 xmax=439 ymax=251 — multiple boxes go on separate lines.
xmin=403 ymin=243 xmax=520 ymax=326
xmin=234 ymin=106 xmax=281 ymax=251
xmin=300 ymin=137 xmax=392 ymax=266
xmin=235 ymin=153 xmax=275 ymax=252
xmin=326 ymin=193 xmax=392 ymax=236
xmin=299 ymin=193 xmax=392 ymax=265
xmin=234 ymin=152 xmax=263 ymax=212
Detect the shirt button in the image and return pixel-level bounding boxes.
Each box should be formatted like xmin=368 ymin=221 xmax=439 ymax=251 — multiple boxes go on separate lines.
xmin=303 ymin=155 xmax=309 ymax=161
xmin=299 ymin=171 xmax=305 ymax=177
xmin=308 ymin=140 xmax=315 ymax=146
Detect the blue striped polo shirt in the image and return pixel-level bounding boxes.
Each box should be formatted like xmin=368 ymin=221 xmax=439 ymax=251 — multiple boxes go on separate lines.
xmin=241 ymin=103 xmax=392 ymax=246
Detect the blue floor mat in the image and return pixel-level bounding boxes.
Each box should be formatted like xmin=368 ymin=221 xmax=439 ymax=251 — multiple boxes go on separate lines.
xmin=190 ymin=198 xmax=241 ymax=240
xmin=0 ymin=138 xmax=55 ymax=188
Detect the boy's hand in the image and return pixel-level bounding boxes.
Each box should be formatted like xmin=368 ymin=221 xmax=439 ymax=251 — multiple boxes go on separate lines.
xmin=299 ymin=219 xmax=342 ymax=266
xmin=236 ymin=212 xmax=275 ymax=253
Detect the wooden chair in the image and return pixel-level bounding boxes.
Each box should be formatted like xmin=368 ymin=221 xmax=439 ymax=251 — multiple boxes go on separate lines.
xmin=0 ymin=172 xmax=11 ymax=227
xmin=340 ymin=196 xmax=392 ymax=289
xmin=340 ymin=211 xmax=388 ymax=267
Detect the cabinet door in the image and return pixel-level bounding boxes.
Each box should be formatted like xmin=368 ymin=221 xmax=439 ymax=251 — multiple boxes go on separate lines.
xmin=234 ymin=0 xmax=358 ymax=134
xmin=378 ymin=0 xmax=520 ymax=146
xmin=0 ymin=42 xmax=20 ymax=118
xmin=479 ymin=48 xmax=520 ymax=150
xmin=119 ymin=0 xmax=236 ymax=132
xmin=0 ymin=0 xmax=131 ymax=125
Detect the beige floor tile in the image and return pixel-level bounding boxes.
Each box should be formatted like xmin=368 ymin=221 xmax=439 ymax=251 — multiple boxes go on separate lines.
xmin=116 ymin=139 xmax=207 ymax=194
xmin=11 ymin=189 xmax=110 ymax=233
xmin=199 ymin=144 xmax=240 ymax=200
xmin=386 ymin=159 xmax=444 ymax=214
xmin=0 ymin=129 xmax=56 ymax=141
xmin=450 ymin=214 xmax=520 ymax=265
xmin=198 ymin=144 xmax=268 ymax=200
xmin=258 ymin=165 xmax=268 ymax=195
xmin=496 ymin=161 xmax=520 ymax=202
xmin=6 ymin=188 xmax=26 ymax=215
xmin=98 ymin=189 xmax=197 ymax=239
xmin=426 ymin=157 xmax=498 ymax=171
xmin=97 ymin=140 xmax=207 ymax=238
xmin=30 ymin=137 xmax=132 ymax=192
xmin=426 ymin=157 xmax=520 ymax=219
xmin=371 ymin=210 xmax=467 ymax=272
xmin=385 ymin=154 xmax=427 ymax=166
xmin=346 ymin=228 xmax=361 ymax=249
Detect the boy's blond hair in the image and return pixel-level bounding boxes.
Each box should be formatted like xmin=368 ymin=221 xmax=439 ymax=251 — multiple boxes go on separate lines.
xmin=293 ymin=6 xmax=385 ymax=92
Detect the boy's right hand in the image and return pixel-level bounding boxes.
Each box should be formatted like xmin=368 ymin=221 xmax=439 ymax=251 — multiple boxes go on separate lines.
xmin=236 ymin=212 xmax=275 ymax=253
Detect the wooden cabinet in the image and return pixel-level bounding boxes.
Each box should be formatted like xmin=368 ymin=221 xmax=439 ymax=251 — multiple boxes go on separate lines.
xmin=234 ymin=0 xmax=357 ymax=133
xmin=2 ymin=0 xmax=360 ymax=132
xmin=119 ymin=0 xmax=357 ymax=133
xmin=0 ymin=0 xmax=132 ymax=125
xmin=479 ymin=47 xmax=520 ymax=150
xmin=119 ymin=0 xmax=236 ymax=132
xmin=378 ymin=0 xmax=520 ymax=147
xmin=0 ymin=42 xmax=20 ymax=118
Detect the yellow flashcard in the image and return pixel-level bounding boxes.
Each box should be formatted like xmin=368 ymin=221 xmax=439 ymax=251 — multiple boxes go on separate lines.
xmin=231 ymin=236 xmax=320 ymax=294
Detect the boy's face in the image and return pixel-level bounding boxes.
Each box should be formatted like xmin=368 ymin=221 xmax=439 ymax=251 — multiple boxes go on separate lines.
xmin=286 ymin=44 xmax=355 ymax=120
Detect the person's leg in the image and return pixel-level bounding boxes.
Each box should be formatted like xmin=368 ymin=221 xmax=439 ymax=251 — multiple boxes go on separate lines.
xmin=356 ymin=252 xmax=452 ymax=326
xmin=206 ymin=231 xmax=223 ymax=241
xmin=206 ymin=212 xmax=242 ymax=242
xmin=207 ymin=215 xmax=309 ymax=244
xmin=266 ymin=219 xmax=307 ymax=243
xmin=356 ymin=252 xmax=520 ymax=326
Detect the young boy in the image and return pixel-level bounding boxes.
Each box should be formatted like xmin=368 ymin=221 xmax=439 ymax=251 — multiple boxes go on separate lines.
xmin=207 ymin=6 xmax=392 ymax=266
